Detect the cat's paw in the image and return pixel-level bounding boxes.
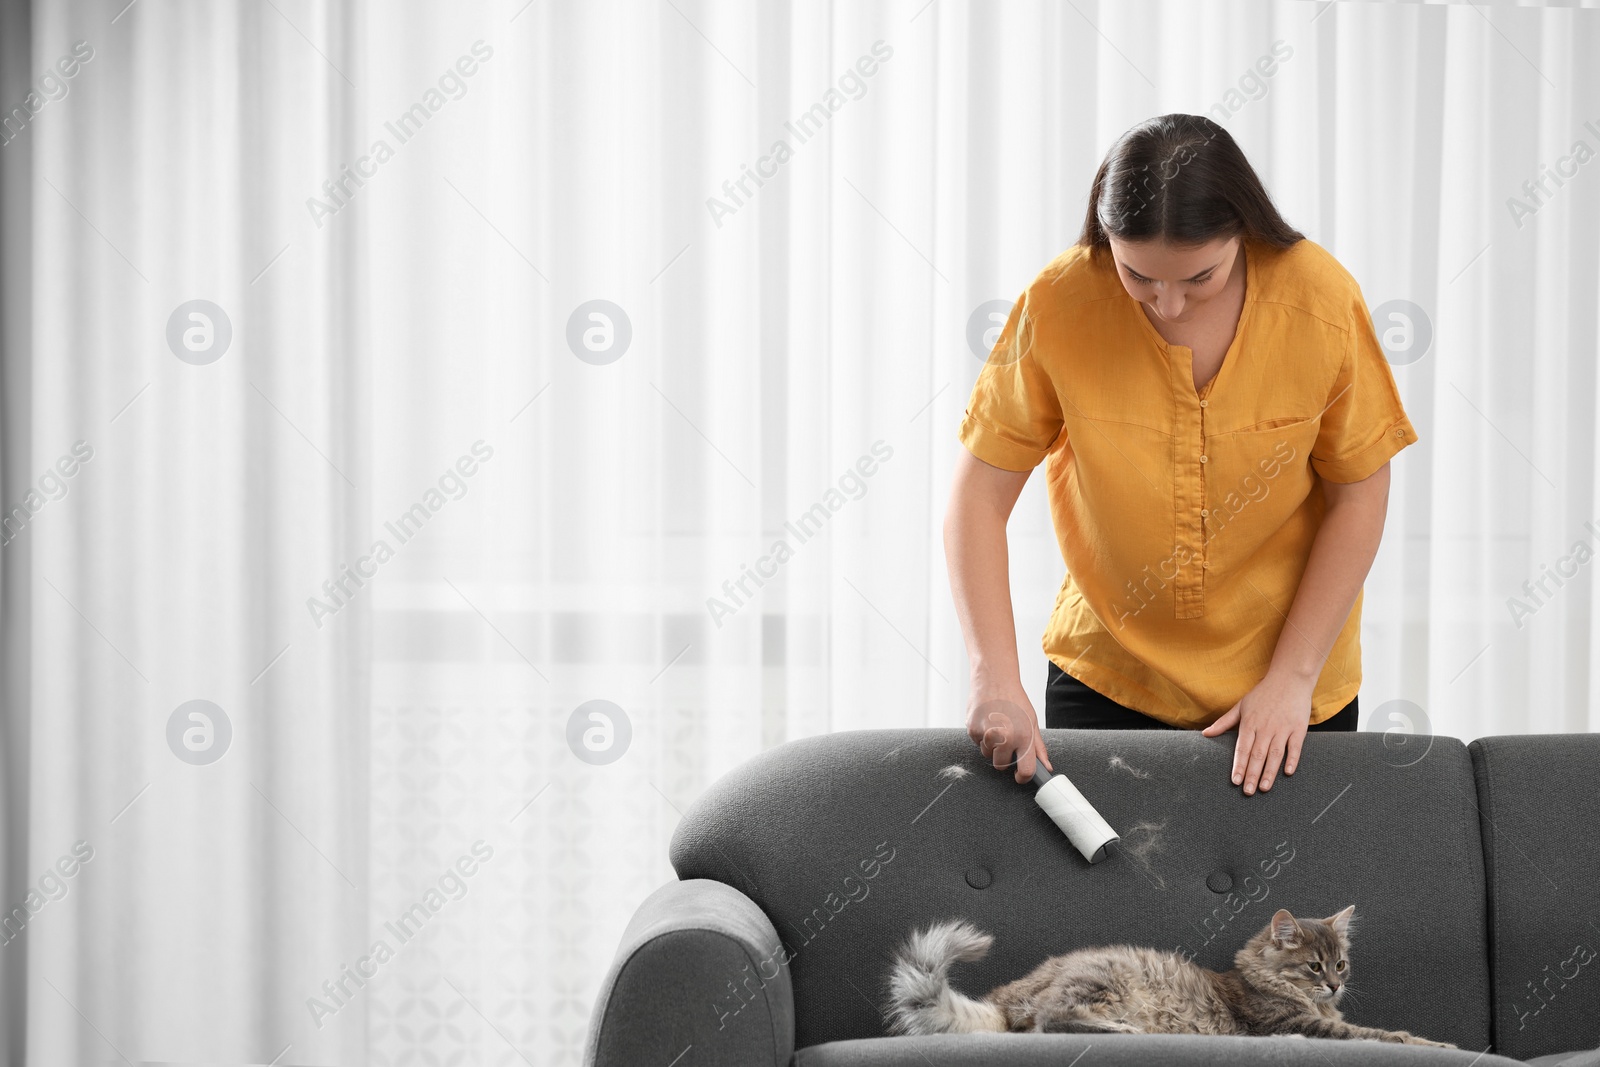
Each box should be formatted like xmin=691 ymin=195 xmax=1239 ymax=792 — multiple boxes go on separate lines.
xmin=1399 ymin=1034 xmax=1456 ymax=1049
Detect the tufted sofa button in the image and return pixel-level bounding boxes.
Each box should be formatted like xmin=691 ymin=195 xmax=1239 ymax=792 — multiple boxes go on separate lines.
xmin=966 ymin=866 xmax=992 ymax=890
xmin=1206 ymin=870 xmax=1234 ymax=894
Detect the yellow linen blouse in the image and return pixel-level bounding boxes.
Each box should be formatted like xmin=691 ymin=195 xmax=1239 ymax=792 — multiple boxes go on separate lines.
xmin=958 ymin=236 xmax=1419 ymax=728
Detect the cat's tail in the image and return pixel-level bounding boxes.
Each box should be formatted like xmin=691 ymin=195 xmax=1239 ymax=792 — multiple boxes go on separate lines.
xmin=884 ymin=919 xmax=1008 ymax=1034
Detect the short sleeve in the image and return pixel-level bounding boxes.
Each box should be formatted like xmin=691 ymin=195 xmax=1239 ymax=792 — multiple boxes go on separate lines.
xmin=957 ymin=286 xmax=1065 ymax=472
xmin=1309 ymin=286 xmax=1420 ymax=483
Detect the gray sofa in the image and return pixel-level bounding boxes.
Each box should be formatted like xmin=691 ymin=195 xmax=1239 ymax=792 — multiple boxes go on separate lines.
xmin=582 ymin=727 xmax=1600 ymax=1065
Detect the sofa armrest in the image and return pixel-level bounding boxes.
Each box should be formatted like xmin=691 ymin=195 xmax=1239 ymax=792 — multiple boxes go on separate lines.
xmin=583 ymin=877 xmax=796 ymax=1067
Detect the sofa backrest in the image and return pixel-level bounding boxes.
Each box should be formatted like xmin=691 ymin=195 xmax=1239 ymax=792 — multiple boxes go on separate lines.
xmin=670 ymin=727 xmax=1494 ymax=1051
xmin=1471 ymin=734 xmax=1600 ymax=1061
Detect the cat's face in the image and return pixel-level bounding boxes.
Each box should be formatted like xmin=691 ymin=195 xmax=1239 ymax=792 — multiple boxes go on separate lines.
xmin=1261 ymin=905 xmax=1355 ymax=1004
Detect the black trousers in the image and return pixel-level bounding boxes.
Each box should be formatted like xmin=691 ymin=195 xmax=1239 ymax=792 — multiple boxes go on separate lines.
xmin=1045 ymin=660 xmax=1359 ymax=731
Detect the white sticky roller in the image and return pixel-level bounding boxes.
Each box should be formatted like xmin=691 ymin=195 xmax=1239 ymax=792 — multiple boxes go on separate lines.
xmin=1032 ymin=765 xmax=1120 ymax=864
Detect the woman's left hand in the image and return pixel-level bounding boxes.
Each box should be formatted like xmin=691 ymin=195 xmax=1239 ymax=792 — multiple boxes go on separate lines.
xmin=1200 ymin=668 xmax=1316 ymax=795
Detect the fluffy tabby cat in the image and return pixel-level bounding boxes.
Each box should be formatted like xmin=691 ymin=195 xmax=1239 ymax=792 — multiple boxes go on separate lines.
xmin=885 ymin=905 xmax=1454 ymax=1047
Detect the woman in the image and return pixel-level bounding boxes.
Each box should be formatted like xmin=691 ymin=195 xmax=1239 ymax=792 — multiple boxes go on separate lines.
xmin=945 ymin=114 xmax=1418 ymax=797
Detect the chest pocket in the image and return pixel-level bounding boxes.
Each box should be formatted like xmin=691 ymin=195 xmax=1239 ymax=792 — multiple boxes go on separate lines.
xmin=1207 ymin=414 xmax=1320 ymax=514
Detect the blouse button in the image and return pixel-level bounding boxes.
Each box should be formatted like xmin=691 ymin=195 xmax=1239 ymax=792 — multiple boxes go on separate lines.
xmin=1199 ymin=455 xmax=1209 ymax=464
xmin=1199 ymin=399 xmax=1209 ymax=408
xmin=1201 ymin=509 xmax=1210 ymax=517
xmin=1394 ymin=427 xmax=1405 ymax=437
xmin=1202 ymin=561 xmax=1211 ymax=569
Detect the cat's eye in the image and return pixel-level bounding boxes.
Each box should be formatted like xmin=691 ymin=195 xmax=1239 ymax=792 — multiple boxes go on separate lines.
xmin=1336 ymin=961 xmax=1346 ymax=971
xmin=1308 ymin=963 xmax=1323 ymax=973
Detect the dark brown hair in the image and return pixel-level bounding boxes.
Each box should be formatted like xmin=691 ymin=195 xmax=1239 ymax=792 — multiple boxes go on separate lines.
xmin=1077 ymin=114 xmax=1304 ymax=255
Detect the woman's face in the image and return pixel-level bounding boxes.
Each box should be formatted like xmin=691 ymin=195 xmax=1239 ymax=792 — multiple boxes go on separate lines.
xmin=1107 ymin=235 xmax=1242 ymax=325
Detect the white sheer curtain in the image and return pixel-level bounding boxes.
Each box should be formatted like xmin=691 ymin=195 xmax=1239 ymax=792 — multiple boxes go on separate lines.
xmin=2 ymin=1 xmax=1597 ymax=1064
xmin=6 ymin=0 xmax=369 ymax=1064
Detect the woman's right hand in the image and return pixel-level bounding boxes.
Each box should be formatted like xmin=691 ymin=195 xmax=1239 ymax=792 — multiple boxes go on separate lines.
xmin=965 ymin=683 xmax=1053 ymax=784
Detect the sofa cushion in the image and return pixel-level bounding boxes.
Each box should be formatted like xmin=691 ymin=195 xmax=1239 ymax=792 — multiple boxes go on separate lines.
xmin=1527 ymin=1049 xmax=1600 ymax=1067
xmin=669 ymin=728 xmax=1493 ymax=1051
xmin=1470 ymin=735 xmax=1600 ymax=1062
xmin=794 ymin=1033 xmax=1526 ymax=1065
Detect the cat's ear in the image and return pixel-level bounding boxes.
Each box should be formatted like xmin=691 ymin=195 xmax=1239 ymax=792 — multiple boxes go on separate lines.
xmin=1324 ymin=905 xmax=1355 ymax=936
xmin=1270 ymin=909 xmax=1302 ymax=947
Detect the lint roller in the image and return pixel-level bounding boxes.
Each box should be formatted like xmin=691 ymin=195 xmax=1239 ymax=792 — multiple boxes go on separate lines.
xmin=1031 ymin=764 xmax=1120 ymax=864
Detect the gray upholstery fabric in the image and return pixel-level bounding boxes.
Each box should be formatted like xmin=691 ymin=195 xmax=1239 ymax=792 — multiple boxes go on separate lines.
xmin=795 ymin=1033 xmax=1529 ymax=1065
xmin=1470 ymin=736 xmax=1600 ymax=1063
xmin=581 ymin=877 xmax=794 ymax=1067
xmin=668 ymin=728 xmax=1493 ymax=1052
xmin=1528 ymin=1050 xmax=1600 ymax=1067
